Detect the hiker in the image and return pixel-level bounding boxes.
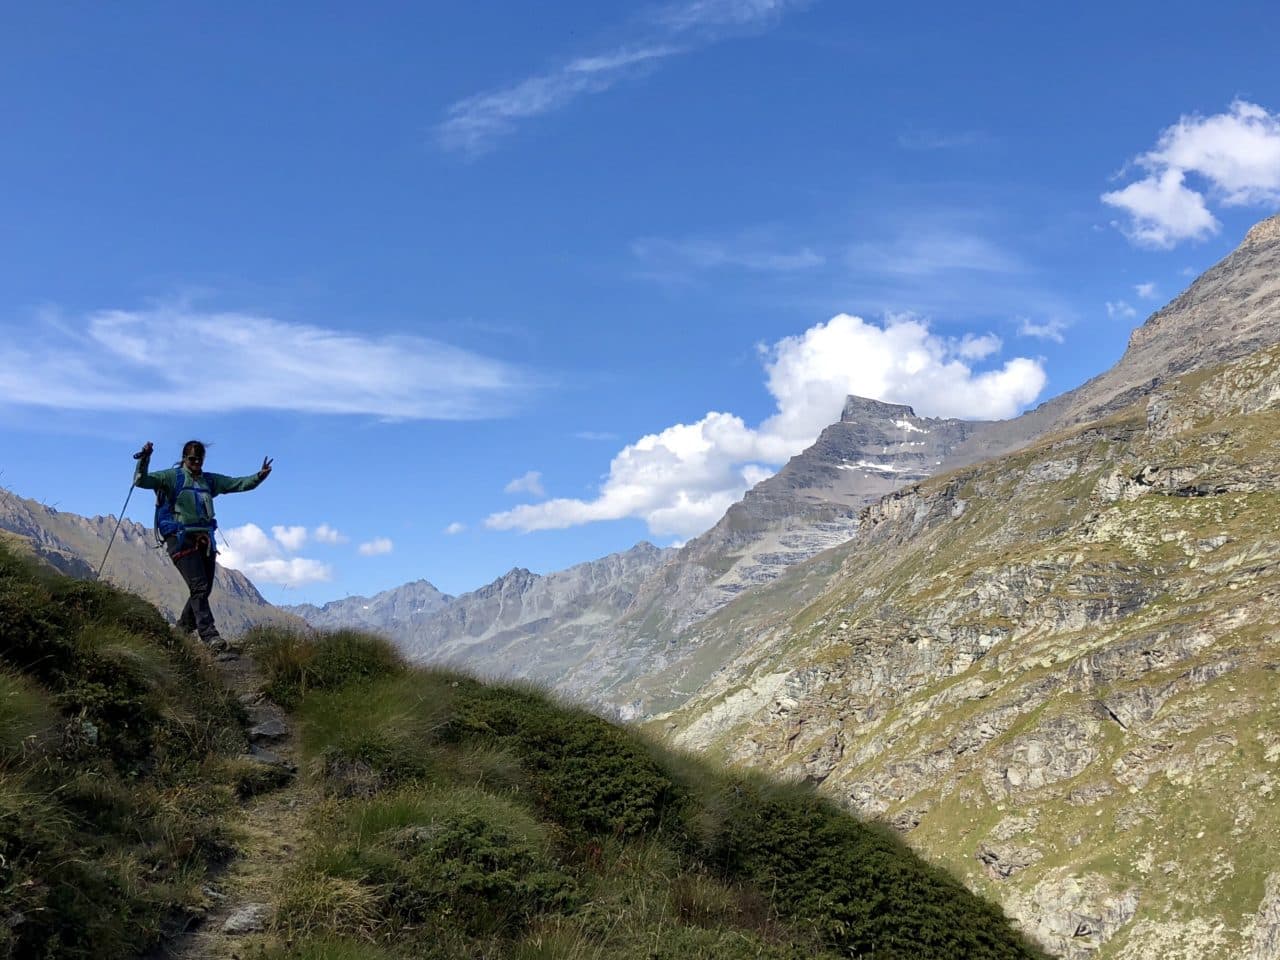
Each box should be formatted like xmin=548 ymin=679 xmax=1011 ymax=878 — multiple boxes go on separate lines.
xmin=133 ymin=440 xmax=273 ymax=650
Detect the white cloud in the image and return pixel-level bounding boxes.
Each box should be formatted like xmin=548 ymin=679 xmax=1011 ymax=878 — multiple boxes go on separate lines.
xmin=574 ymin=431 xmax=618 ymax=441
xmin=444 ymin=522 xmax=467 ymax=536
xmin=1018 ymin=317 xmax=1068 ymax=344
xmin=1106 ymin=300 xmax=1138 ymax=320
xmin=952 ymin=333 xmax=1002 ymax=360
xmin=1101 ymin=168 xmax=1219 ymax=248
xmin=358 ymin=537 xmax=394 ymax=556
xmin=504 ymin=471 xmax=547 ymax=498
xmin=313 ymin=523 xmax=348 ymax=545
xmin=437 ymin=0 xmax=807 ymax=154
xmin=272 ymin=525 xmax=308 ymax=551
xmin=486 ymin=313 xmax=1045 ymax=538
xmin=1102 ymin=100 xmax=1280 ymax=248
xmin=218 ymin=522 xmax=333 ymax=586
xmin=0 ymin=304 xmax=535 ymax=418
xmin=1134 ymin=282 xmax=1158 ymax=300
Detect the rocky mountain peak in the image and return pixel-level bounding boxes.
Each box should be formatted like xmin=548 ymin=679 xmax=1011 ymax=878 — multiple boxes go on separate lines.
xmin=1242 ymin=210 xmax=1280 ymax=246
xmin=840 ymin=395 xmax=917 ymax=423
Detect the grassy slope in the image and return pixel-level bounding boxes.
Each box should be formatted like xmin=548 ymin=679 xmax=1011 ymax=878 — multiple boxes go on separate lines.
xmin=246 ymin=626 xmax=1050 ymax=960
xmin=0 ymin=542 xmax=250 ymax=959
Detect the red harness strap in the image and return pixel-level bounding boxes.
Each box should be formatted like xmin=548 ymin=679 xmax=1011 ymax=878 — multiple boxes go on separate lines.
xmin=171 ymin=533 xmax=212 ymax=561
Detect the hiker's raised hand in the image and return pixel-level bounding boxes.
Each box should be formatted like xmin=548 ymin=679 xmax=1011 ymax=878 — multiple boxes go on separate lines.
xmin=258 ymin=456 xmax=274 ymax=480
xmin=135 ymin=441 xmax=153 ymax=460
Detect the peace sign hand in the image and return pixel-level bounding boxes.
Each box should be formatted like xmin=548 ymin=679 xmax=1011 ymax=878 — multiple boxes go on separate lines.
xmin=258 ymin=456 xmax=274 ymax=481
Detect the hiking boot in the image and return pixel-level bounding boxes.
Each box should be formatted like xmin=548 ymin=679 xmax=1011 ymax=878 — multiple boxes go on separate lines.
xmin=203 ymin=633 xmax=229 ymax=653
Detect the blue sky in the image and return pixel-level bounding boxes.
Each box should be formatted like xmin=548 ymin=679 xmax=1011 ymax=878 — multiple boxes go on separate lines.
xmin=3 ymin=1 xmax=1279 ymax=603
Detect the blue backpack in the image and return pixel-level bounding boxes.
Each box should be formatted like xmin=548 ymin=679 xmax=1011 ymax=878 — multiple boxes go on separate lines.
xmin=154 ymin=468 xmax=217 ymax=545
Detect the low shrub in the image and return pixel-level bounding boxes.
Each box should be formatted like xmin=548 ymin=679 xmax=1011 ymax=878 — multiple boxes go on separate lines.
xmin=442 ymin=684 xmax=683 ymax=838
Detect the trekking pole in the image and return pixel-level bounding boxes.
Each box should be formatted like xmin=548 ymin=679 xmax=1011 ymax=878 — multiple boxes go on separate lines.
xmin=97 ymin=448 xmax=146 ymax=579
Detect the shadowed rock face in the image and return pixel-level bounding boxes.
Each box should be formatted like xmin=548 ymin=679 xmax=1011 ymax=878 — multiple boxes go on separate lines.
xmin=0 ymin=486 xmax=303 ymax=637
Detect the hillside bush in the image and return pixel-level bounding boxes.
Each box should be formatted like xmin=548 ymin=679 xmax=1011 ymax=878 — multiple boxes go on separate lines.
xmin=441 ymin=681 xmax=684 ymax=837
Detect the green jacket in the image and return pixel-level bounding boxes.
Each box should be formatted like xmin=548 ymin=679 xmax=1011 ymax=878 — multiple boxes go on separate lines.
xmin=134 ymin=454 xmax=264 ymax=533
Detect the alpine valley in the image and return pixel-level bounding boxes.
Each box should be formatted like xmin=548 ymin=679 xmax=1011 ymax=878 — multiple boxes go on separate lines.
xmin=6 ymin=214 xmax=1279 ymax=959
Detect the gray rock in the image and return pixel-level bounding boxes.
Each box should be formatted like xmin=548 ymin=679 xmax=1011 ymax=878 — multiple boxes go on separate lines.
xmin=246 ymin=744 xmax=296 ymax=773
xmin=1249 ymin=872 xmax=1280 ymax=960
xmin=977 ymin=841 xmax=1042 ymax=879
xmin=222 ymin=902 xmax=271 ymax=935
xmin=248 ymin=718 xmax=290 ymax=742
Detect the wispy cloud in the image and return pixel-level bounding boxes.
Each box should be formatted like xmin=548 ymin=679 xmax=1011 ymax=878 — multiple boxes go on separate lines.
xmin=847 ymin=230 xmax=1022 ymax=277
xmin=1134 ymin=282 xmax=1158 ymax=300
xmin=0 ymin=304 xmax=538 ymax=419
xmin=444 ymin=522 xmax=467 ymax=536
xmin=437 ymin=0 xmax=809 ymax=154
xmin=358 ymin=537 xmax=394 ymax=557
xmin=1018 ymin=317 xmax=1069 ymax=344
xmin=504 ymin=470 xmax=547 ymax=498
xmin=649 ymin=0 xmax=808 ymax=33
xmin=632 ymin=236 xmax=825 ymax=278
xmin=1106 ymin=300 xmax=1138 ymax=320
xmin=574 ymin=430 xmax=619 ymax=442
xmin=487 ymin=313 xmax=1045 ymax=538
xmin=1102 ymin=100 xmax=1280 ymax=248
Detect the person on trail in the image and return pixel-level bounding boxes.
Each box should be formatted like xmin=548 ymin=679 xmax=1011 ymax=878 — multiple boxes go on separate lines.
xmin=133 ymin=440 xmax=273 ymax=651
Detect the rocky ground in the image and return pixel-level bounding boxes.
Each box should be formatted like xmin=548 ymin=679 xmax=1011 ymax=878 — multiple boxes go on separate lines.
xmin=150 ymin=646 xmax=312 ymax=960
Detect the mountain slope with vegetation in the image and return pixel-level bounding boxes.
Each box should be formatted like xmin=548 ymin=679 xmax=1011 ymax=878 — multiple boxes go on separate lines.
xmin=657 ymin=340 xmax=1280 ymax=959
xmin=0 ymin=541 xmax=1047 ymax=959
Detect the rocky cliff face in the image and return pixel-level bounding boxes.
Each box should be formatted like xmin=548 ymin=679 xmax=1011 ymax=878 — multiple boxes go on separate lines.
xmin=621 ymin=398 xmax=989 ymax=637
xmin=658 ymin=340 xmax=1280 ymax=959
xmin=0 ymin=487 xmax=303 ymax=636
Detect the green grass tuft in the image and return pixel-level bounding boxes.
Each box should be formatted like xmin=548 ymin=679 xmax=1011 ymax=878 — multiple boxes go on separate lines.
xmin=249 ymin=626 xmax=404 ymax=708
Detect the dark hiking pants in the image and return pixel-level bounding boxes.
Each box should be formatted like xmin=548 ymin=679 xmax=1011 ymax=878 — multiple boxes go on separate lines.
xmin=166 ymin=533 xmax=219 ymax=641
